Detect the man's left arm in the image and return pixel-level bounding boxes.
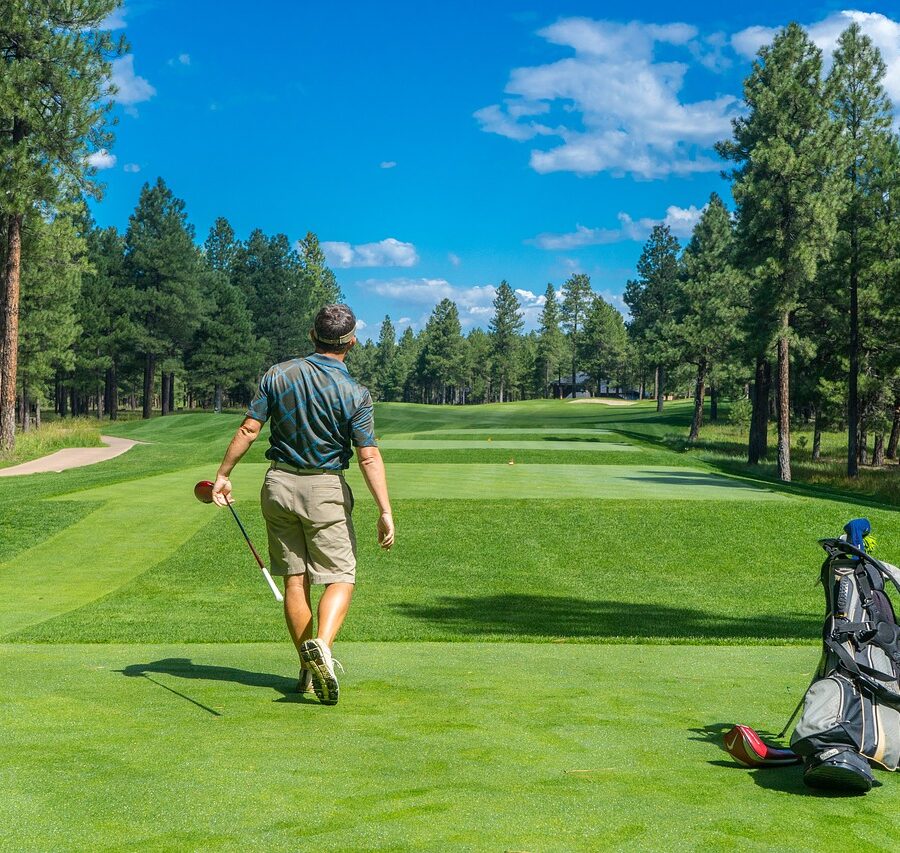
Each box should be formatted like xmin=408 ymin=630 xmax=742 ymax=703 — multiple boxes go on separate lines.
xmin=212 ymin=417 xmax=263 ymax=507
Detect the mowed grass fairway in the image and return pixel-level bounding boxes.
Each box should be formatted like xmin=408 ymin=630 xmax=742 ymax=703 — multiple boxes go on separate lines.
xmin=2 ymin=399 xmax=899 ymax=851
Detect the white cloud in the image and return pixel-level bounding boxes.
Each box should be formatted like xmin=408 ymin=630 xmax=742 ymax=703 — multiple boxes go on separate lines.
xmin=322 ymin=238 xmax=418 ymax=268
xmin=448 ymin=252 xmax=461 ymax=267
xmin=532 ymin=204 xmax=705 ymax=249
xmin=380 ymin=160 xmax=397 ymax=169
xmin=101 ymin=7 xmax=127 ymax=29
xmin=87 ymin=149 xmax=116 ymax=170
xmin=733 ymin=11 xmax=900 ymax=105
xmin=476 ymin=17 xmax=739 ymax=178
xmin=111 ymin=55 xmax=156 ymax=111
xmin=123 ymin=163 xmax=141 ymax=173
xmin=362 ymin=277 xmax=555 ymax=329
xmin=168 ymin=53 xmax=191 ymax=67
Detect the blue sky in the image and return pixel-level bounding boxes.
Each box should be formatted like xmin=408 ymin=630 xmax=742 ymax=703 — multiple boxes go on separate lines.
xmin=90 ymin=1 xmax=900 ymax=338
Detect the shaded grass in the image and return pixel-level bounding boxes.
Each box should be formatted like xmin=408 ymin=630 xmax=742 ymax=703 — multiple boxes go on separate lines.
xmin=0 ymin=418 xmax=104 ymax=468
xmin=16 ymin=497 xmax=896 ymax=645
xmin=612 ymin=401 xmax=900 ymax=507
xmin=1 ymin=642 xmax=897 ymax=852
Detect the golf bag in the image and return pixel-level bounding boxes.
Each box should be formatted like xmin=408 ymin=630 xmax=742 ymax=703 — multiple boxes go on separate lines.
xmin=790 ymin=519 xmax=900 ymax=791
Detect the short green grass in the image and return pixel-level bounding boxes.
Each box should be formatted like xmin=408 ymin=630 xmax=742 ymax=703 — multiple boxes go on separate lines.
xmin=1 ymin=399 xmax=898 ymax=850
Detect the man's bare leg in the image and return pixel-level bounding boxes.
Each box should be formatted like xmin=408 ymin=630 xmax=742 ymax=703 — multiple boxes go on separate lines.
xmin=284 ymin=574 xmax=313 ymax=656
xmin=316 ymin=582 xmax=354 ymax=647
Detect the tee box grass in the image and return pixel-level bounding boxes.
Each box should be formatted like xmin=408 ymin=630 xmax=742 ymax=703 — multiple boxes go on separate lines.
xmin=0 ymin=399 xmax=898 ymax=851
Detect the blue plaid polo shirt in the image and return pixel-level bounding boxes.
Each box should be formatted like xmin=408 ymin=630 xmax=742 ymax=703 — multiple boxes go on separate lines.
xmin=246 ymin=354 xmax=377 ymax=470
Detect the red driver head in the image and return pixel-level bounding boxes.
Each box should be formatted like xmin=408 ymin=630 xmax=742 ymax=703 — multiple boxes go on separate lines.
xmin=193 ymin=480 xmax=215 ymax=504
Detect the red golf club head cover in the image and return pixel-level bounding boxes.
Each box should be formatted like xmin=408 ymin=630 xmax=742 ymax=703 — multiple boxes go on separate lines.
xmin=724 ymin=725 xmax=801 ymax=768
xmin=194 ymin=480 xmax=215 ymax=504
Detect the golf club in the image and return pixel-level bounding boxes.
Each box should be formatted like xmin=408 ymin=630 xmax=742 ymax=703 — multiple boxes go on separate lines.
xmin=193 ymin=480 xmax=284 ymax=602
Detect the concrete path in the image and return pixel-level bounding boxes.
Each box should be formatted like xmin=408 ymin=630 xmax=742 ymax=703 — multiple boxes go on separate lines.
xmin=0 ymin=435 xmax=143 ymax=477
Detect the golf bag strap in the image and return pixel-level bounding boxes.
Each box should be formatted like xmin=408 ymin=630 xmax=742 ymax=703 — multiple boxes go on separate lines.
xmin=833 ymin=622 xmax=877 ymax=642
xmin=854 ymin=563 xmax=875 ymax=606
xmin=825 ymin=637 xmax=900 ymax=705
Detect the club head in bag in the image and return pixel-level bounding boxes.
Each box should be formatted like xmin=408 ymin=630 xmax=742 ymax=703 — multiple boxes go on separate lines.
xmin=194 ymin=480 xmax=215 ymax=504
xmin=724 ymin=725 xmax=801 ymax=768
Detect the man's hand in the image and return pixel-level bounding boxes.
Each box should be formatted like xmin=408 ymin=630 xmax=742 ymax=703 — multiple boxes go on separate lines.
xmin=378 ymin=512 xmax=395 ymax=549
xmin=212 ymin=474 xmax=233 ymax=507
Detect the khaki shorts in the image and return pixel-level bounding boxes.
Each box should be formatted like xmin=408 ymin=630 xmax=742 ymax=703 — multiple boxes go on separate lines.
xmin=260 ymin=465 xmax=357 ymax=584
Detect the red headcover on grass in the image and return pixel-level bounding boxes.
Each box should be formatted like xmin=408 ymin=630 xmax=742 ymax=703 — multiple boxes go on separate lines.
xmin=724 ymin=725 xmax=801 ymax=768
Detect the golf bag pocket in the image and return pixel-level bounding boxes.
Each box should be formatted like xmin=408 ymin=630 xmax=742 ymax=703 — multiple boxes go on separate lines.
xmin=792 ymin=675 xmax=862 ymax=756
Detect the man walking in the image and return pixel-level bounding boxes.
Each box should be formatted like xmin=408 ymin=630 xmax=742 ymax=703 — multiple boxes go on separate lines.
xmin=211 ymin=304 xmax=394 ymax=705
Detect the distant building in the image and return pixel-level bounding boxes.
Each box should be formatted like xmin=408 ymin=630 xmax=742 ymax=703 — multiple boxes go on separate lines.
xmin=550 ymin=372 xmax=640 ymax=399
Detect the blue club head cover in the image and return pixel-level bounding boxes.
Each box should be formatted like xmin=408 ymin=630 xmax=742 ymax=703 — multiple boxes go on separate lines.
xmin=844 ymin=518 xmax=871 ymax=552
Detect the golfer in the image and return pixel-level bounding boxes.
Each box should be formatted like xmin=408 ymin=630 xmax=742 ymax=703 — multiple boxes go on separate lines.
xmin=211 ymin=304 xmax=394 ymax=706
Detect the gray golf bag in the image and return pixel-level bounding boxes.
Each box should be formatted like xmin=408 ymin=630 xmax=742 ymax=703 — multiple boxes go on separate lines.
xmin=790 ymin=521 xmax=900 ymax=792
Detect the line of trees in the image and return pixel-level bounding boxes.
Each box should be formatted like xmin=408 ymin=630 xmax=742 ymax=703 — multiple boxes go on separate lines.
xmin=347 ymin=279 xmax=633 ymax=405
xmin=4 ymin=8 xmax=900 ymax=487
xmin=625 ymin=22 xmax=900 ymax=481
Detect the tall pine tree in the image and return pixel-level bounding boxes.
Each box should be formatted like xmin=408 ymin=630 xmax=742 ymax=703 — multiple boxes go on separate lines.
xmin=717 ymin=23 xmax=844 ymax=480
xmin=489 ymin=281 xmax=524 ymax=402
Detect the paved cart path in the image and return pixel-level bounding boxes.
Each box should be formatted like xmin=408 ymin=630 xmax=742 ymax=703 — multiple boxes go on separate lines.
xmin=0 ymin=436 xmax=143 ymax=477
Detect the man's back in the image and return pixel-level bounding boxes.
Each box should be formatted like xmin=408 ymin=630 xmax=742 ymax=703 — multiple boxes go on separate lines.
xmin=246 ymin=353 xmax=376 ymax=470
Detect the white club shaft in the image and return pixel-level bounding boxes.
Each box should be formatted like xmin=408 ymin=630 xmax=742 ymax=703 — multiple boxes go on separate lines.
xmin=261 ymin=567 xmax=284 ymax=602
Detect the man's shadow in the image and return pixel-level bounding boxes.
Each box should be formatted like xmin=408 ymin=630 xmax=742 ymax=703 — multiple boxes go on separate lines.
xmin=118 ymin=658 xmax=317 ymax=714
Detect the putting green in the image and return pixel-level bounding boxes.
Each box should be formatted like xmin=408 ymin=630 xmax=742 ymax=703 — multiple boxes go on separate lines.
xmin=2 ymin=642 xmax=896 ymax=851
xmin=378 ymin=439 xmax=638 ymax=452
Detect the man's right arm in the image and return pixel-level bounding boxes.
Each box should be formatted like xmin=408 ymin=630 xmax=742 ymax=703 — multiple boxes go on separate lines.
xmin=356 ymin=446 xmax=394 ymax=549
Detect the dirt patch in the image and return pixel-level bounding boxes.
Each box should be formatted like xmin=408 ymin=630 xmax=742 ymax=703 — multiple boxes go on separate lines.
xmin=0 ymin=435 xmax=145 ymax=477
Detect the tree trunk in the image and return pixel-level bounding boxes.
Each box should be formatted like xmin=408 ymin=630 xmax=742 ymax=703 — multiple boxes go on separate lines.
xmin=873 ymin=432 xmax=885 ymax=467
xmin=143 ymin=354 xmax=156 ymax=419
xmin=20 ymin=390 xmax=28 ymax=432
xmin=689 ymin=359 xmax=706 ymax=443
xmin=161 ymin=371 xmax=171 ymax=416
xmin=776 ymin=322 xmax=791 ymax=481
xmin=35 ymin=399 xmax=40 ymax=429
xmin=859 ymin=427 xmax=868 ymax=466
xmin=70 ymin=387 xmax=77 ymax=417
xmin=812 ymin=409 xmax=822 ymax=462
xmin=847 ymin=200 xmax=860 ymax=478
xmin=656 ymin=365 xmax=665 ymax=413
xmin=58 ymin=378 xmax=68 ymax=417
xmin=106 ymin=364 xmax=118 ymax=421
xmin=748 ymin=358 xmax=770 ymax=465
xmin=710 ymin=386 xmax=719 ymax=422
xmin=888 ymin=398 xmax=900 ymax=460
xmin=0 ymin=213 xmax=23 ymax=452
xmin=214 ymin=383 xmax=223 ymax=413
xmin=167 ymin=371 xmax=175 ymax=412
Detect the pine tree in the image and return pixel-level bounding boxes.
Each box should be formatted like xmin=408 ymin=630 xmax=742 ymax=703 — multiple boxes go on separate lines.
xmin=188 ymin=269 xmax=263 ymax=412
xmin=232 ymin=230 xmax=311 ymax=364
xmin=624 ymin=226 xmax=681 ymax=412
xmin=827 ymin=23 xmax=895 ymax=477
xmin=536 ymin=284 xmax=564 ymax=398
xmin=376 ymin=316 xmax=397 ymax=401
xmin=560 ymin=273 xmax=593 ymax=399
xmin=204 ymin=217 xmax=238 ymax=272
xmin=418 ymin=299 xmax=464 ymax=403
xmin=581 ymin=295 xmax=628 ymax=397
xmin=16 ymin=210 xmax=86 ymax=429
xmin=393 ymin=326 xmax=420 ymax=403
xmin=676 ymin=194 xmax=747 ymax=441
xmin=717 ymin=23 xmax=844 ymax=481
xmin=124 ymin=178 xmax=205 ymax=418
xmin=0 ymin=1 xmax=124 ymax=449
xmin=465 ymin=328 xmax=492 ymax=403
xmin=489 ymin=281 xmax=524 ymax=402
xmin=75 ymin=223 xmax=133 ymax=419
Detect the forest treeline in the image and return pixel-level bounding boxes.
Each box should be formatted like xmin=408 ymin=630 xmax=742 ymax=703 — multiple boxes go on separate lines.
xmin=3 ymin=6 xmax=900 ymax=483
